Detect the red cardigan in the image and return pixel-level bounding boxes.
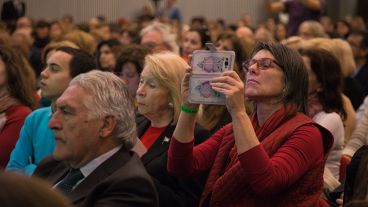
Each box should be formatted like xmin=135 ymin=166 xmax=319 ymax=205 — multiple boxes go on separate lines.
xmin=0 ymin=105 xmax=31 ymax=168
xmin=168 ymin=112 xmax=333 ymax=207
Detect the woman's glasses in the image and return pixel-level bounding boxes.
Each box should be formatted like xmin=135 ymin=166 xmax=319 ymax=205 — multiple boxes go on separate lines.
xmin=242 ymin=58 xmax=281 ymax=72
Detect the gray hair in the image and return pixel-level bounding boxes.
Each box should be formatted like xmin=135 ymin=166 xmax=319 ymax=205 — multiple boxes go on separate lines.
xmin=140 ymin=21 xmax=179 ymax=54
xmin=70 ymin=70 xmax=137 ymax=149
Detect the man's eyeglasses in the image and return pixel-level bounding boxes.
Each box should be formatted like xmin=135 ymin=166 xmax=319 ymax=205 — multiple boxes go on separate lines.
xmin=242 ymin=58 xmax=282 ymax=72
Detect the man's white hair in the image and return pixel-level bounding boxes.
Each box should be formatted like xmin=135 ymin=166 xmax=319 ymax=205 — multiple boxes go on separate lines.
xmin=70 ymin=70 xmax=137 ymax=149
xmin=140 ymin=21 xmax=179 ymax=54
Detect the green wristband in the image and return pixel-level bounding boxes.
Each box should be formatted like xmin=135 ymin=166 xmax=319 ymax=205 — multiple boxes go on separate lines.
xmin=181 ymin=105 xmax=198 ymax=114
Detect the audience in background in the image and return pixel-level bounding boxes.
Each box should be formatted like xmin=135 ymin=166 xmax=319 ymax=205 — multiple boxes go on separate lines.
xmin=115 ymin=44 xmax=151 ymax=97
xmin=156 ymin=0 xmax=182 ymax=24
xmin=297 ymin=20 xmax=328 ymax=39
xmin=336 ymin=20 xmax=351 ymax=39
xmin=62 ymin=30 xmax=96 ymax=55
xmin=301 ymin=38 xmax=359 ymax=144
xmin=96 ymin=39 xmax=122 ymax=72
xmin=348 ymin=30 xmax=368 ymax=97
xmin=0 ymin=45 xmax=34 ymax=168
xmin=180 ymin=28 xmax=210 ymax=62
xmin=140 ymin=21 xmax=179 ymax=54
xmin=49 ymin=21 xmax=68 ymax=42
xmin=299 ymin=48 xmax=346 ymax=193
xmin=267 ymin=0 xmax=325 ymax=37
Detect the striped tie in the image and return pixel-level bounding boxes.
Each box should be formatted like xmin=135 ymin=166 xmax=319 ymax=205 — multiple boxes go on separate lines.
xmin=56 ymin=168 xmax=84 ymax=194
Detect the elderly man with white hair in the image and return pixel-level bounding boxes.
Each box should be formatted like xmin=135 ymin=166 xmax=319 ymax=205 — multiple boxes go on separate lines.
xmin=34 ymin=70 xmax=158 ymax=207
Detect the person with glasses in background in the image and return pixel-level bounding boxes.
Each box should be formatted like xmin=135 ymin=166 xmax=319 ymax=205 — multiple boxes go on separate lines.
xmin=167 ymin=42 xmax=333 ymax=206
xmin=140 ymin=22 xmax=179 ymax=54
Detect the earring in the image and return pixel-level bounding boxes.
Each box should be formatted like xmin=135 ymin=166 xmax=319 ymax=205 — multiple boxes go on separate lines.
xmin=168 ymin=102 xmax=173 ymax=108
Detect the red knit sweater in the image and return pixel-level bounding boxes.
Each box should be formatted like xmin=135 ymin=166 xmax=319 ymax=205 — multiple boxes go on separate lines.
xmin=0 ymin=105 xmax=31 ymax=168
xmin=168 ymin=112 xmax=333 ymax=207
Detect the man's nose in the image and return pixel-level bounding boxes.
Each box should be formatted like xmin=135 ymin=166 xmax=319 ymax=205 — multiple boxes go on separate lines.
xmin=40 ymin=67 xmax=49 ymax=79
xmin=48 ymin=112 xmax=61 ymax=130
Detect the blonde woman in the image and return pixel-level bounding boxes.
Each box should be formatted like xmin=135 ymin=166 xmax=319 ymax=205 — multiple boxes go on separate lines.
xmin=136 ymin=52 xmax=210 ymax=207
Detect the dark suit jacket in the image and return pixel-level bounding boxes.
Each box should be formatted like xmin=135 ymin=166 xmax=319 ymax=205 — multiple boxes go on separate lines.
xmin=33 ymin=147 xmax=158 ymax=207
xmin=355 ymin=60 xmax=368 ymax=97
xmin=137 ymin=116 xmax=210 ymax=207
xmin=344 ymin=76 xmax=364 ymax=110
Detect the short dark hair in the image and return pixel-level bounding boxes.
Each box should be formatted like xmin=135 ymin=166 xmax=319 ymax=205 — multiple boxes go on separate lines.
xmin=115 ymin=44 xmax=151 ymax=75
xmin=299 ymin=48 xmax=346 ymax=120
xmin=188 ymin=28 xmax=211 ymax=48
xmin=55 ymin=46 xmax=97 ymax=78
xmin=250 ymin=42 xmax=308 ymax=115
xmin=96 ymin=39 xmax=122 ymax=71
xmin=349 ymin=30 xmax=368 ymax=49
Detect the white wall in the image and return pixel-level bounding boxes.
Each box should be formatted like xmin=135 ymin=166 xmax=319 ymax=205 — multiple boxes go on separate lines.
xmin=0 ymin=0 xmax=270 ymax=26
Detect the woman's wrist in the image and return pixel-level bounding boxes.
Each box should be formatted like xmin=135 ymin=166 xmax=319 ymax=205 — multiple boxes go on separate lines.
xmin=181 ymin=104 xmax=198 ymax=114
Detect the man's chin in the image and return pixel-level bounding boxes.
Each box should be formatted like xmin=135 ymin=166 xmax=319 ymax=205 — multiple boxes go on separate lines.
xmin=52 ymin=149 xmax=67 ymax=161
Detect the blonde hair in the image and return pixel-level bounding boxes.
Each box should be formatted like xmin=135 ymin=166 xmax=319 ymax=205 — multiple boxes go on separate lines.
xmin=332 ymin=38 xmax=356 ymax=77
xmin=301 ymin=38 xmax=356 ymax=77
xmin=299 ymin=20 xmax=328 ymax=38
xmin=144 ymin=52 xmax=188 ymax=123
xmin=63 ymin=30 xmax=96 ymax=55
xmin=281 ymin=36 xmax=304 ymax=50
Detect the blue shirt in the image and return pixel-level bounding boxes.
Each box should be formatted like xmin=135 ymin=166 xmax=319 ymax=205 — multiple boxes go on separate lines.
xmin=6 ymin=107 xmax=55 ymax=175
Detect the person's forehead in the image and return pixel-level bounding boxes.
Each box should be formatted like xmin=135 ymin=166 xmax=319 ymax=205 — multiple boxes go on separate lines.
xmin=100 ymin=44 xmax=112 ymax=51
xmin=142 ymin=30 xmax=163 ymax=43
xmin=57 ymin=85 xmax=86 ymax=107
xmin=186 ymin=31 xmax=201 ymax=40
xmin=253 ymin=50 xmax=274 ymax=59
xmin=141 ymin=66 xmax=153 ymax=77
xmin=47 ymin=51 xmax=72 ymax=65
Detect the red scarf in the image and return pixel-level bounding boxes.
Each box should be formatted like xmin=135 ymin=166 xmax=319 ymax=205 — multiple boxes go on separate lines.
xmin=225 ymin=104 xmax=296 ymax=170
xmin=251 ymin=104 xmax=296 ymax=141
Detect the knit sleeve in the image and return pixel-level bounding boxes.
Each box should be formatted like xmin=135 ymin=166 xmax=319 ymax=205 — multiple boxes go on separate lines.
xmin=167 ymin=126 xmax=226 ymax=177
xmin=238 ymin=124 xmax=324 ymax=195
xmin=0 ymin=105 xmax=31 ymax=168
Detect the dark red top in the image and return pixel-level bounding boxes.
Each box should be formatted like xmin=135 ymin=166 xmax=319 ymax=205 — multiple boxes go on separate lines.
xmin=167 ymin=108 xmax=332 ymax=206
xmin=0 ymin=105 xmax=31 ymax=168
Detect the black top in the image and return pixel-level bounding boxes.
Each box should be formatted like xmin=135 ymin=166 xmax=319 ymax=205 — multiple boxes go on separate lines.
xmin=137 ymin=114 xmax=211 ymax=207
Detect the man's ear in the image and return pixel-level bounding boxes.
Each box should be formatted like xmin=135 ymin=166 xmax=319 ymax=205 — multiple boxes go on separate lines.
xmin=99 ymin=115 xmax=117 ymax=138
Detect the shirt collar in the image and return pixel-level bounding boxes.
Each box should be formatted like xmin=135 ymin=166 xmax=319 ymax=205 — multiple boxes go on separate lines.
xmin=80 ymin=145 xmax=122 ymax=178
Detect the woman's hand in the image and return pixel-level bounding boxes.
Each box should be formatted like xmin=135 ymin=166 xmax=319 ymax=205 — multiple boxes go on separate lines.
xmin=210 ymin=71 xmax=245 ymax=116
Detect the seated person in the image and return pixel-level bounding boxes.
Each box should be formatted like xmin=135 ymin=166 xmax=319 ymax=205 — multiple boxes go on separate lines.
xmin=7 ymin=47 xmax=96 ymax=175
xmin=0 ymin=45 xmax=34 ymax=168
xmin=33 ymin=70 xmax=158 ymax=207
xmin=136 ymin=52 xmax=210 ymax=207
xmin=168 ymin=42 xmax=333 ymax=206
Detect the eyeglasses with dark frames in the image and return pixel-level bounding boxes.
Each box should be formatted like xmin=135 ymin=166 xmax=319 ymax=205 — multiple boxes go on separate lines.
xmin=242 ymin=58 xmax=282 ymax=72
